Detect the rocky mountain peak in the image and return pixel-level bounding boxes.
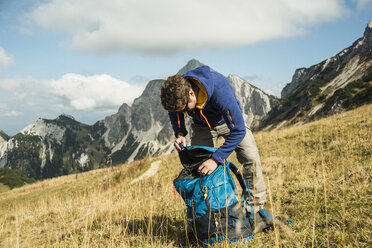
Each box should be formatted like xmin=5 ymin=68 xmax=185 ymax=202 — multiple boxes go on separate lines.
xmin=366 ymin=19 xmax=372 ymax=35
xmin=21 ymin=118 xmax=66 ymax=142
xmin=136 ymin=79 xmax=164 ymax=99
xmin=177 ymin=59 xmax=205 ymax=75
xmin=51 ymin=114 xmax=82 ymax=129
xmin=118 ymin=103 xmax=131 ymax=114
xmin=57 ymin=113 xmax=76 ymax=121
xmin=362 ymin=19 xmax=372 ymax=50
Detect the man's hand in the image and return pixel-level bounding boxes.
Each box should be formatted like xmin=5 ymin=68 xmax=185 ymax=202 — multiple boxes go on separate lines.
xmin=174 ymin=133 xmax=186 ymax=151
xmin=198 ymin=158 xmax=218 ymax=176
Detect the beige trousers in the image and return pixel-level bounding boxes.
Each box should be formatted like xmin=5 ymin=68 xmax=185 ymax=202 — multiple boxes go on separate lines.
xmin=191 ymin=123 xmax=266 ymax=208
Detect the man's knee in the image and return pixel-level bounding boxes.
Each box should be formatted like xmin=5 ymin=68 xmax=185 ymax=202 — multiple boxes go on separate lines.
xmin=236 ymin=148 xmax=261 ymax=167
xmin=242 ymin=161 xmax=256 ymax=184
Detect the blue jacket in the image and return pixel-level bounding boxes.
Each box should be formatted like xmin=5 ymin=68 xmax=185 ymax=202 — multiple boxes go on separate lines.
xmin=168 ymin=66 xmax=246 ymax=164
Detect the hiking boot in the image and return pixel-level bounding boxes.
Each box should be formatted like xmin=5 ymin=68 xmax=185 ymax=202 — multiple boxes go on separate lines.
xmin=252 ymin=209 xmax=274 ymax=233
xmin=252 ymin=209 xmax=292 ymax=233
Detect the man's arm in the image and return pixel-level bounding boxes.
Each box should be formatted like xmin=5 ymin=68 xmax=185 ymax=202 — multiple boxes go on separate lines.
xmin=169 ymin=112 xmax=188 ymax=151
xmin=198 ymin=106 xmax=245 ymax=176
xmin=198 ymin=86 xmax=246 ymax=176
xmin=211 ymin=79 xmax=246 ymax=164
xmin=169 ymin=112 xmax=188 ymax=137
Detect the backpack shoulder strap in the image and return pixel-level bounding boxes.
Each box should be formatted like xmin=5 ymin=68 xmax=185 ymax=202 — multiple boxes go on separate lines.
xmin=226 ymin=161 xmax=253 ymax=201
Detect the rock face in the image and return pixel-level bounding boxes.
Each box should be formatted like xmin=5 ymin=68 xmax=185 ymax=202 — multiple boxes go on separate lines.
xmin=227 ymin=75 xmax=278 ymax=128
xmin=0 ymin=130 xmax=9 ymax=161
xmin=100 ymin=79 xmax=175 ymax=164
xmin=177 ymin=59 xmax=205 ymax=75
xmin=0 ymin=129 xmax=9 ymax=141
xmin=261 ymin=20 xmax=372 ymax=129
xmin=0 ymin=59 xmax=278 ymax=179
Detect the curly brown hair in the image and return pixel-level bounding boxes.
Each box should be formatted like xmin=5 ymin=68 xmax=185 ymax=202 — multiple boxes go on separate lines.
xmin=160 ymin=75 xmax=191 ymax=111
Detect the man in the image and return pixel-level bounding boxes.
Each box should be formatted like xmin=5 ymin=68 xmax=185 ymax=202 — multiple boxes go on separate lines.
xmin=160 ymin=65 xmax=266 ymax=210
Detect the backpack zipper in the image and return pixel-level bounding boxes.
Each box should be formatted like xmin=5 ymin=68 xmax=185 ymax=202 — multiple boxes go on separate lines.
xmin=199 ymin=179 xmax=210 ymax=212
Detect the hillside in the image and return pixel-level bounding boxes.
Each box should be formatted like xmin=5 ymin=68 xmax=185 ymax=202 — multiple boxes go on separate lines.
xmin=261 ymin=20 xmax=372 ymax=130
xmin=0 ymin=104 xmax=370 ymax=247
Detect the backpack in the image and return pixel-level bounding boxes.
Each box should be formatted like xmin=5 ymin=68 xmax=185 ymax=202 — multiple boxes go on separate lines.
xmin=173 ymin=145 xmax=290 ymax=246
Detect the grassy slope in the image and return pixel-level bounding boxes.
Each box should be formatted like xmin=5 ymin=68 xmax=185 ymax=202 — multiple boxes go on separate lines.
xmin=0 ymin=104 xmax=371 ymax=247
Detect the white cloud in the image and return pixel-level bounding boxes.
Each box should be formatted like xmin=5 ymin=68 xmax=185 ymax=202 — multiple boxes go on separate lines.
xmin=48 ymin=73 xmax=144 ymax=110
xmin=0 ymin=74 xmax=145 ymax=111
xmin=25 ymin=0 xmax=348 ymax=54
xmin=0 ymin=47 xmax=13 ymax=67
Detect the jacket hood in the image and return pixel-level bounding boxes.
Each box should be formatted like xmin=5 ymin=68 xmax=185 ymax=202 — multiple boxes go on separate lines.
xmin=183 ymin=66 xmax=214 ymax=109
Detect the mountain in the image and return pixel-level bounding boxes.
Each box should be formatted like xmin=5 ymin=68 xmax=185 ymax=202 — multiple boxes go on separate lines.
xmin=0 ymin=60 xmax=277 ymax=179
xmin=261 ymin=20 xmax=372 ymax=129
xmin=227 ymin=75 xmax=278 ymax=128
xmin=176 ymin=59 xmax=205 ymax=75
xmin=0 ymin=114 xmax=109 ymax=179
xmin=94 ymin=79 xmax=175 ymax=165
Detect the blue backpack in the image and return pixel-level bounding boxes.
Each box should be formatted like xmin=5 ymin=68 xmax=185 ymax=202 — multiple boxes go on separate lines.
xmin=173 ymin=145 xmax=290 ymax=246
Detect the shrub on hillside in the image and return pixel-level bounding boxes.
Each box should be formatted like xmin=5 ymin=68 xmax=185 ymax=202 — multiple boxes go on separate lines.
xmin=0 ymin=167 xmax=36 ymax=189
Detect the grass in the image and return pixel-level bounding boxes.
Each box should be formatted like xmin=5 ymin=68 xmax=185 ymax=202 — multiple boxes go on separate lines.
xmin=0 ymin=104 xmax=371 ymax=247
xmin=0 ymin=183 xmax=10 ymax=193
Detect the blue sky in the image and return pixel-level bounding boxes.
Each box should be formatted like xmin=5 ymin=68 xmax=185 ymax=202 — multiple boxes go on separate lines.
xmin=0 ymin=0 xmax=371 ymax=135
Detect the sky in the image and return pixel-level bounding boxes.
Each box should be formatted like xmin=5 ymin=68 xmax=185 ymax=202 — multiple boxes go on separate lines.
xmin=0 ymin=0 xmax=371 ymax=136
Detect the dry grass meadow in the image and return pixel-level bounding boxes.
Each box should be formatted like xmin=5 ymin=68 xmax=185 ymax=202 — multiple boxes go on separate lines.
xmin=0 ymin=104 xmax=371 ymax=247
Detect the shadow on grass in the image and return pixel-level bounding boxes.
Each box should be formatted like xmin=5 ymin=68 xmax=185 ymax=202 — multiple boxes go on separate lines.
xmin=125 ymin=214 xmax=190 ymax=247
xmin=57 ymin=214 xmax=191 ymax=247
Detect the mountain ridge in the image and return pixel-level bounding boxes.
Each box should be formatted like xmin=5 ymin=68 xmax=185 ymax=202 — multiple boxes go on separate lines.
xmin=0 ymin=130 xmax=9 ymax=142
xmin=260 ymin=20 xmax=372 ymax=130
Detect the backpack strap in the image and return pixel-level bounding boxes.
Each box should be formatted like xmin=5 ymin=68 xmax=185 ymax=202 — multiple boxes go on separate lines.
xmin=227 ymin=161 xmax=253 ymax=201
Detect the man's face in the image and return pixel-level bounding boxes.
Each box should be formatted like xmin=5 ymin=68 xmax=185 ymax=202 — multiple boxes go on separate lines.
xmin=177 ymin=88 xmax=197 ymax=113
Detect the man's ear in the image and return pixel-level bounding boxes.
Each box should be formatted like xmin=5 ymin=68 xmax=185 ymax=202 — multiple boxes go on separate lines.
xmin=189 ymin=88 xmax=195 ymax=97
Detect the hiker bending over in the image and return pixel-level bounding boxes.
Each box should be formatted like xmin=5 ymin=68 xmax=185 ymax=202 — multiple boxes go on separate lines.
xmin=160 ymin=65 xmax=266 ymax=211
